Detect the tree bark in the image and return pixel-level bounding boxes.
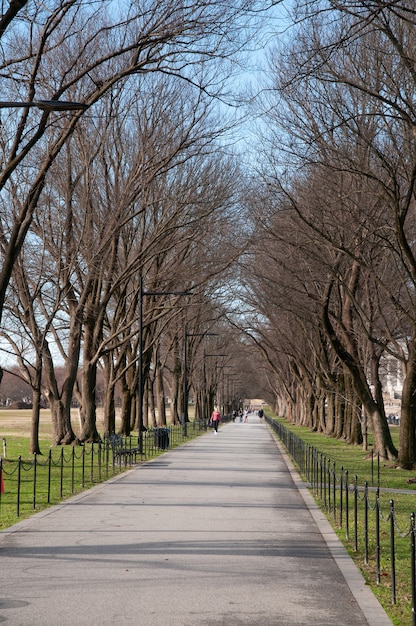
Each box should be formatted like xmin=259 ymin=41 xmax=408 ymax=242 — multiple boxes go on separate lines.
xmin=399 ymin=338 xmax=416 ymax=469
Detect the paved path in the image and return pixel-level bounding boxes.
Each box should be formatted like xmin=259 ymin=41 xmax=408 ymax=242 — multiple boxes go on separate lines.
xmin=0 ymin=418 xmax=392 ymax=625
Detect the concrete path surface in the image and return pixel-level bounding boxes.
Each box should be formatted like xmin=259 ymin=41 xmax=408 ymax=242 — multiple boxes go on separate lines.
xmin=0 ymin=417 xmax=393 ymax=625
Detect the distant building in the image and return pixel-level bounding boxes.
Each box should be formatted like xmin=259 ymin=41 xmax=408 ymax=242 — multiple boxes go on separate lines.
xmin=245 ymin=398 xmax=266 ymax=410
xmin=380 ymin=350 xmax=404 ymax=401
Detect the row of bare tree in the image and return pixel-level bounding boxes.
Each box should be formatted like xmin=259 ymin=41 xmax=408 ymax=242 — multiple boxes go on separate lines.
xmin=0 ymin=1 xmax=268 ymax=453
xmin=242 ymin=1 xmax=416 ymax=468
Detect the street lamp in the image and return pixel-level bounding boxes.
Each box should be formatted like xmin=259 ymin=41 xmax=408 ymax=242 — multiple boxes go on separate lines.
xmin=0 ymin=99 xmax=88 ymax=111
xmin=138 ymin=276 xmax=191 ymax=450
xmin=183 ymin=328 xmax=218 ymax=436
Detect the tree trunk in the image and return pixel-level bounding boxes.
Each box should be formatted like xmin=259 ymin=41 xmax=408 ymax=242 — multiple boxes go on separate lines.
xmin=102 ymin=357 xmax=116 ymax=436
xmin=155 ymin=359 xmax=166 ymax=426
xmin=399 ymin=345 xmax=416 ymax=469
xmin=79 ymin=361 xmax=101 ymax=442
xmin=171 ymin=358 xmax=181 ymax=425
xmin=322 ymin=286 xmax=397 ymax=459
xmin=147 ymin=378 xmax=157 ymax=428
xmin=30 ymin=354 xmax=43 ymax=455
xmin=30 ymin=388 xmax=42 ymax=455
xmin=43 ymin=313 xmax=82 ymax=445
xmin=49 ymin=396 xmax=78 ymax=446
xmin=324 ymin=388 xmax=335 ymax=435
xmin=119 ymin=371 xmax=132 ymax=436
xmin=130 ymin=393 xmax=137 ymax=433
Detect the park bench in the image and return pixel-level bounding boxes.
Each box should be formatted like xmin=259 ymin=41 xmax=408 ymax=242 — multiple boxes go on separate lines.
xmin=108 ymin=433 xmax=141 ymax=466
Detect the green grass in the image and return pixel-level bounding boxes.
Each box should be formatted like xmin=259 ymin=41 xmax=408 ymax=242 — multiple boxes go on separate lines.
xmin=266 ymin=412 xmax=416 ymax=626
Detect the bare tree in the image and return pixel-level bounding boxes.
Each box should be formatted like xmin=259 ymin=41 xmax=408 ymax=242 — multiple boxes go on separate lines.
xmin=0 ymin=0 xmax=269 ymax=446
xmin=0 ymin=0 xmax=265 ymax=394
xmin=240 ymin=2 xmax=416 ymax=463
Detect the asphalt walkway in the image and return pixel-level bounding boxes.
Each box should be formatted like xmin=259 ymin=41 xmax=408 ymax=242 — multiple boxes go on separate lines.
xmin=0 ymin=416 xmax=393 ymax=625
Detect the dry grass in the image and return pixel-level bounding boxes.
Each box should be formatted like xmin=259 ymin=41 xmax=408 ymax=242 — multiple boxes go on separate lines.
xmin=0 ymin=407 xmax=122 ymax=442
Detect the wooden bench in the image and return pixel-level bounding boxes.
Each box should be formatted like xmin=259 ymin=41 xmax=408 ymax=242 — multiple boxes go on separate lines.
xmin=108 ymin=434 xmax=141 ymax=466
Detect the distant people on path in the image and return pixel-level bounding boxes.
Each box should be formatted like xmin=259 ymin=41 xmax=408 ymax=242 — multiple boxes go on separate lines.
xmin=258 ymin=408 xmax=264 ymax=419
xmin=211 ymin=407 xmax=221 ymax=433
xmin=243 ymin=408 xmax=249 ymax=423
xmin=232 ymin=410 xmax=237 ymax=423
xmin=239 ymin=409 xmax=243 ymax=422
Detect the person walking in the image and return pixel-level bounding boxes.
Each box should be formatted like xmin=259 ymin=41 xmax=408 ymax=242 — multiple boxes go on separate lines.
xmin=211 ymin=407 xmax=221 ymax=434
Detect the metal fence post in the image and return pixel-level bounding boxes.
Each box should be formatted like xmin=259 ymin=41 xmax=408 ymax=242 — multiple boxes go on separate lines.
xmin=90 ymin=443 xmax=94 ymax=482
xmin=354 ymin=475 xmax=358 ymax=552
xmin=411 ymin=512 xmax=416 ymax=626
xmin=327 ymin=459 xmax=331 ymax=513
xmin=71 ymin=447 xmax=75 ymax=494
xmin=47 ymin=450 xmax=52 ymax=503
xmin=364 ymin=482 xmax=369 ymax=565
xmin=60 ymin=448 xmax=64 ymax=498
xmin=390 ymin=500 xmax=396 ymax=605
xmin=345 ymin=470 xmax=349 ymax=541
xmin=33 ymin=452 xmax=37 ymax=510
xmin=376 ymin=488 xmax=380 ymax=584
xmin=82 ymin=445 xmax=86 ymax=486
xmin=17 ymin=456 xmax=22 ymax=517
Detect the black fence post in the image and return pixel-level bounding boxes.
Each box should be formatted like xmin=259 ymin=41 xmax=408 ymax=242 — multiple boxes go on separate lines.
xmin=411 ymin=512 xmax=416 ymax=626
xmin=345 ymin=470 xmax=349 ymax=540
xmin=98 ymin=441 xmax=102 ymax=481
xmin=33 ymin=452 xmax=37 ymax=510
xmin=71 ymin=447 xmax=75 ymax=494
xmin=105 ymin=437 xmax=109 ymax=478
xmin=327 ymin=459 xmax=331 ymax=513
xmin=364 ymin=482 xmax=369 ymax=565
xmin=376 ymin=487 xmax=380 ymax=584
xmin=390 ymin=500 xmax=396 ymax=605
xmin=47 ymin=450 xmax=52 ymax=503
xmin=60 ymin=448 xmax=64 ymax=498
xmin=17 ymin=455 xmax=21 ymax=517
xmin=354 ymin=475 xmax=358 ymax=552
xmin=90 ymin=443 xmax=94 ymax=483
xmin=319 ymin=453 xmax=323 ymax=500
xmin=82 ymin=445 xmax=86 ymax=486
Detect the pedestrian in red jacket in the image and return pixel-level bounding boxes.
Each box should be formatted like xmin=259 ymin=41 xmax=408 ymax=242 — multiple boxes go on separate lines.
xmin=211 ymin=408 xmax=221 ymax=434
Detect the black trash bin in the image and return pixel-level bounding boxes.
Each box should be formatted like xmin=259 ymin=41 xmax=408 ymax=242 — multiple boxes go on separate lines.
xmin=154 ymin=427 xmax=170 ymax=449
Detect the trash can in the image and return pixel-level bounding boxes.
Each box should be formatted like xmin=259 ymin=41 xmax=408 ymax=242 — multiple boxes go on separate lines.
xmin=154 ymin=427 xmax=170 ymax=449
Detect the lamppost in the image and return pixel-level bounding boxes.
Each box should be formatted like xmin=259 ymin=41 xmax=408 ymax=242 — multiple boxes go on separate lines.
xmin=0 ymin=100 xmax=88 ymax=111
xmin=138 ymin=276 xmax=191 ymax=450
xmin=183 ymin=328 xmax=218 ymax=436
